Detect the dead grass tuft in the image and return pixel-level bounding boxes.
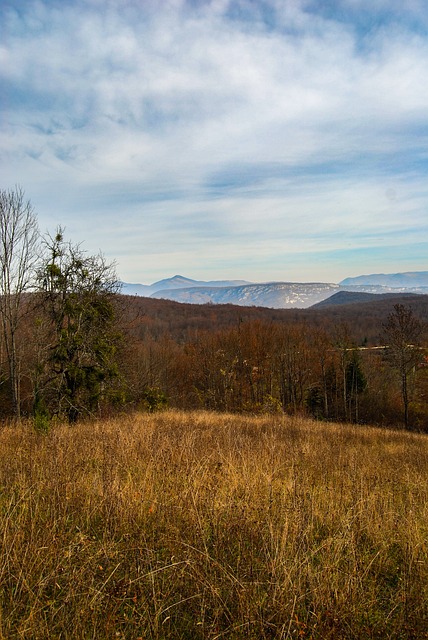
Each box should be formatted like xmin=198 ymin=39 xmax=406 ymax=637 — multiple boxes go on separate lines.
xmin=0 ymin=411 xmax=427 ymax=638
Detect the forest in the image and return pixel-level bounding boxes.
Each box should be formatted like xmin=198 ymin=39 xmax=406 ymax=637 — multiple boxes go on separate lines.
xmin=1 ymin=187 xmax=428 ymax=430
xmin=115 ymin=293 xmax=428 ymax=430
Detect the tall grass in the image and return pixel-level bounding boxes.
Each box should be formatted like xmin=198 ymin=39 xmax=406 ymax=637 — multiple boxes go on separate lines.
xmin=0 ymin=411 xmax=427 ymax=639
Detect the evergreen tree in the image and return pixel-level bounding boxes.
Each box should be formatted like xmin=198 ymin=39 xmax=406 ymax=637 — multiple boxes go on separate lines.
xmin=36 ymin=229 xmax=121 ymax=422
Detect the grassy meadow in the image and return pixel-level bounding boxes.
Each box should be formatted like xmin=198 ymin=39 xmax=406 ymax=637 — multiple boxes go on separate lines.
xmin=0 ymin=411 xmax=427 ymax=639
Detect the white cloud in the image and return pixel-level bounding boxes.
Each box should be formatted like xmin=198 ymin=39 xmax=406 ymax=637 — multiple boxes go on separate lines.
xmin=1 ymin=0 xmax=428 ymax=282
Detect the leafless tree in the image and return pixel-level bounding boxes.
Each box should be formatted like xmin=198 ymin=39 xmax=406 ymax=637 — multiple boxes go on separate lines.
xmin=382 ymin=304 xmax=426 ymax=429
xmin=0 ymin=187 xmax=39 ymax=418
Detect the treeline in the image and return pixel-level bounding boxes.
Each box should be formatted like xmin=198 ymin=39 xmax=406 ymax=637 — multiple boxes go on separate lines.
xmin=1 ymin=187 xmax=427 ymax=429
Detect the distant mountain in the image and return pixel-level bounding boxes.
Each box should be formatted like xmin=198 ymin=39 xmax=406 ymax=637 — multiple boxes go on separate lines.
xmin=340 ymin=271 xmax=428 ymax=288
xmin=120 ymin=282 xmax=153 ymax=296
xmin=150 ymin=278 xmax=428 ymax=309
xmin=151 ymin=282 xmax=341 ymax=309
xmin=120 ymin=271 xmax=428 ymax=309
xmin=151 ymin=275 xmax=251 ymax=290
xmin=120 ymin=275 xmax=250 ymax=297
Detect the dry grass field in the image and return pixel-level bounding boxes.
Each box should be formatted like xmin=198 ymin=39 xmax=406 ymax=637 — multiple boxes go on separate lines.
xmin=0 ymin=411 xmax=427 ymax=639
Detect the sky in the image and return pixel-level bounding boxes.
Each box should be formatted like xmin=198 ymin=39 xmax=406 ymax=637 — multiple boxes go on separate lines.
xmin=1 ymin=0 xmax=428 ymax=285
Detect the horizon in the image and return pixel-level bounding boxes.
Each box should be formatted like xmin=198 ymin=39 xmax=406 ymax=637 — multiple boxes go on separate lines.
xmin=121 ymin=270 xmax=428 ymax=288
xmin=2 ymin=1 xmax=428 ymax=284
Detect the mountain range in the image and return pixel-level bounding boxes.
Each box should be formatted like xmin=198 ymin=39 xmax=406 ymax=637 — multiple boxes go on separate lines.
xmin=120 ymin=275 xmax=250 ymax=297
xmin=120 ymin=271 xmax=428 ymax=309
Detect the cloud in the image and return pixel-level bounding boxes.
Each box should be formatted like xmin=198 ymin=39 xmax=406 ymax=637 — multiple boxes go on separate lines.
xmin=1 ymin=0 xmax=428 ymax=282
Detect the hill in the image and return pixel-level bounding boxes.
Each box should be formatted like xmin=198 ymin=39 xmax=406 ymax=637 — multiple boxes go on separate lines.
xmin=120 ymin=292 xmax=428 ymax=345
xmin=310 ymin=290 xmax=416 ymax=308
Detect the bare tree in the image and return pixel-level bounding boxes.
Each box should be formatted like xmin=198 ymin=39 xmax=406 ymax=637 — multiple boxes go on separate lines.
xmin=0 ymin=187 xmax=39 ymax=418
xmin=382 ymin=304 xmax=426 ymax=429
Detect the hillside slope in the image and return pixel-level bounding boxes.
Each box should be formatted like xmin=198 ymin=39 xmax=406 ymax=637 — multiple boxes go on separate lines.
xmin=151 ymin=282 xmax=340 ymax=308
xmin=311 ymin=290 xmax=416 ymax=308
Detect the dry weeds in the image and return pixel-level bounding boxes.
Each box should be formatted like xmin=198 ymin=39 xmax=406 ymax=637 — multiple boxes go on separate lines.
xmin=0 ymin=411 xmax=427 ymax=639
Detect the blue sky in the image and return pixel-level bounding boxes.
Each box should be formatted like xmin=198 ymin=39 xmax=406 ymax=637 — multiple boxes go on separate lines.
xmin=1 ymin=0 xmax=427 ymax=285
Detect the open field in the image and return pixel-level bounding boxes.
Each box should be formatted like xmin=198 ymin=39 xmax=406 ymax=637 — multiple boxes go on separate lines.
xmin=1 ymin=411 xmax=427 ymax=639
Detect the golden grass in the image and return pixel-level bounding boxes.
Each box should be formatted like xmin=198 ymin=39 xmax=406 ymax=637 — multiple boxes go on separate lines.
xmin=0 ymin=411 xmax=427 ymax=639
